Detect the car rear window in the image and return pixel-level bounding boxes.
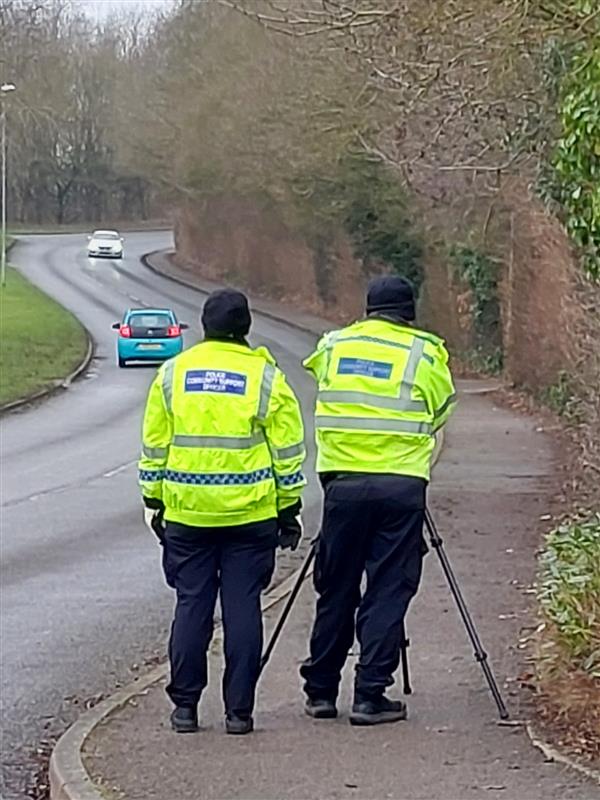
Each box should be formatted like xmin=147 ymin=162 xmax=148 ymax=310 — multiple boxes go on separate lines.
xmin=129 ymin=314 xmax=172 ymax=328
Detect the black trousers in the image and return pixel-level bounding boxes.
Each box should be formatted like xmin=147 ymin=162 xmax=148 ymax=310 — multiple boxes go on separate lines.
xmin=300 ymin=474 xmax=426 ymax=701
xmin=163 ymin=519 xmax=277 ymax=717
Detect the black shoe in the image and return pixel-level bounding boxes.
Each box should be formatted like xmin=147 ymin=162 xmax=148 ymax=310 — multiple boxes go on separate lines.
xmin=304 ymin=697 xmax=338 ymax=719
xmin=349 ymin=695 xmax=407 ymax=726
xmin=226 ymin=714 xmax=254 ymax=735
xmin=170 ymin=706 xmax=198 ymax=733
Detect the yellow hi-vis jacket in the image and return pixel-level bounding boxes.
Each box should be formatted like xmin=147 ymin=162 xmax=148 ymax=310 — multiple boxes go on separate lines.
xmin=303 ymin=318 xmax=457 ymax=481
xmin=139 ymin=340 xmax=306 ymax=527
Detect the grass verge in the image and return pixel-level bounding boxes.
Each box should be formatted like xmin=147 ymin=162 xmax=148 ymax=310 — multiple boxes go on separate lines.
xmin=535 ymin=514 xmax=600 ymax=762
xmin=0 ymin=266 xmax=88 ymax=406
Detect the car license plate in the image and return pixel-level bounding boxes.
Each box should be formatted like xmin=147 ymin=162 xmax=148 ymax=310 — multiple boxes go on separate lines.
xmin=138 ymin=344 xmax=162 ymax=350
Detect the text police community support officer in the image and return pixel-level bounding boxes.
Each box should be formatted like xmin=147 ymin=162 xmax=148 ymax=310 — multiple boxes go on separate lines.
xmin=300 ymin=275 xmax=457 ymax=726
xmin=139 ymin=289 xmax=306 ymax=735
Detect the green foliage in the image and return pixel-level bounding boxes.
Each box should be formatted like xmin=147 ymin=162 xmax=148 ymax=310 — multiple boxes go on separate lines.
xmin=290 ymin=154 xmax=423 ymax=300
xmin=465 ymin=347 xmax=504 ymax=376
xmin=537 ymin=515 xmax=600 ymax=677
xmin=267 ymin=152 xmax=424 ymax=302
xmin=340 ymin=156 xmax=424 ymax=291
xmin=451 ymin=247 xmax=499 ymax=323
xmin=450 ymin=246 xmax=503 ymax=369
xmin=550 ymin=42 xmax=600 ymax=279
xmin=540 ymin=370 xmax=579 ymax=419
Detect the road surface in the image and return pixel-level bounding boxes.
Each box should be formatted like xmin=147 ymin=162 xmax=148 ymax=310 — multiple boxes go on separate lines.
xmin=0 ymin=233 xmax=320 ymax=798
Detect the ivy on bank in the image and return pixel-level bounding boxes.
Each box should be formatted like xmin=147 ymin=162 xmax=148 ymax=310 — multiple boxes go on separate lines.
xmin=537 ymin=514 xmax=600 ymax=678
xmin=450 ymin=246 xmax=503 ymax=374
xmin=549 ymin=26 xmax=600 ymax=278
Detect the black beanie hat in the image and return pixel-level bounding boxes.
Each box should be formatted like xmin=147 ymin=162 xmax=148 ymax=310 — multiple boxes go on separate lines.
xmin=201 ymin=289 xmax=252 ymax=338
xmin=366 ymin=276 xmax=416 ymax=322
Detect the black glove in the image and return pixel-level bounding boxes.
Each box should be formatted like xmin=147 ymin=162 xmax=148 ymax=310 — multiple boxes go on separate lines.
xmin=143 ymin=497 xmax=166 ymax=543
xmin=277 ymin=502 xmax=303 ymax=551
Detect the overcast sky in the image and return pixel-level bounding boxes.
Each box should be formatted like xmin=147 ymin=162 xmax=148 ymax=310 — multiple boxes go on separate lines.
xmin=74 ymin=0 xmax=174 ymax=21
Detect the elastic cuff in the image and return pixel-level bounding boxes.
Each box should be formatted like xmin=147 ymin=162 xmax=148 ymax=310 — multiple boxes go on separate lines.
xmin=277 ymin=498 xmax=302 ymax=518
xmin=143 ymin=496 xmax=164 ymax=510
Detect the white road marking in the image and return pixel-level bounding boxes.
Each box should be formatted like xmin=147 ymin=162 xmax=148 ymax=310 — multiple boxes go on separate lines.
xmin=103 ymin=460 xmax=137 ymax=478
xmin=2 ymin=460 xmax=138 ymax=508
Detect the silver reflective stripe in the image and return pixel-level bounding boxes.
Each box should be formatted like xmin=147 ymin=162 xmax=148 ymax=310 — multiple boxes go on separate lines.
xmin=142 ymin=445 xmax=168 ymax=459
xmin=335 ymin=335 xmax=412 ymax=352
xmin=172 ymin=432 xmax=266 ymax=449
xmin=433 ymin=392 xmax=457 ymax=419
xmin=161 ymin=359 xmax=175 ymax=413
xmin=258 ymin=363 xmax=276 ymax=420
xmin=316 ymin=415 xmax=432 ymax=435
xmin=273 ymin=441 xmax=305 ymax=460
xmin=324 ymin=334 xmax=427 ymax=412
xmin=319 ymin=390 xmax=425 ymax=413
xmin=324 ymin=331 xmax=342 ymax=376
xmin=397 ymin=338 xmax=427 ymax=412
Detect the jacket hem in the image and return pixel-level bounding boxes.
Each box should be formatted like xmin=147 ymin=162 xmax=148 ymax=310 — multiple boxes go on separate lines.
xmin=164 ymin=507 xmax=279 ymax=528
xmin=316 ymin=463 xmax=430 ymax=481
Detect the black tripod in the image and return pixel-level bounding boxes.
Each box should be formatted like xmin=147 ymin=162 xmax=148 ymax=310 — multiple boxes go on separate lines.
xmin=260 ymin=510 xmax=509 ymax=721
xmin=259 ymin=542 xmax=316 ymax=676
xmin=259 ymin=541 xmax=411 ymax=678
xmin=406 ymin=509 xmax=509 ymax=719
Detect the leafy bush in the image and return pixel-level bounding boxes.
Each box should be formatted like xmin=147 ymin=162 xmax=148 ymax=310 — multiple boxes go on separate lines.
xmin=465 ymin=347 xmax=504 ymax=376
xmin=450 ymin=246 xmax=503 ymax=371
xmin=537 ymin=514 xmax=600 ymax=678
xmin=550 ymin=41 xmax=600 ymax=279
xmin=540 ymin=370 xmax=578 ymax=419
xmin=339 ymin=156 xmax=423 ymax=291
xmin=291 ymin=153 xmax=424 ymax=298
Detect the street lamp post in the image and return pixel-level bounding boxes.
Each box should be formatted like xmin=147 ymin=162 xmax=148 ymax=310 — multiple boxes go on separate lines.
xmin=1 ymin=82 xmax=16 ymax=288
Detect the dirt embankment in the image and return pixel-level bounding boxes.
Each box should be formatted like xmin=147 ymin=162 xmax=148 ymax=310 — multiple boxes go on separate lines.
xmin=174 ymin=198 xmax=364 ymax=324
xmin=174 ymin=196 xmax=467 ymax=351
xmin=504 ymin=195 xmax=582 ymax=390
xmin=500 ymin=189 xmax=599 ymax=499
xmin=173 ymin=192 xmax=595 ymax=392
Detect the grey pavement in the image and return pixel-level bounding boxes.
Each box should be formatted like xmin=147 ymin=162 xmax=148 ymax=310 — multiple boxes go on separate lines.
xmin=84 ymin=385 xmax=600 ymax=799
xmin=0 ymin=234 xmax=322 ymax=798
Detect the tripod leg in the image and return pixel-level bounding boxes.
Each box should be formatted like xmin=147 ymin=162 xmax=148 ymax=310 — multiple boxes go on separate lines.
xmin=259 ymin=542 xmax=316 ymax=677
xmin=425 ymin=509 xmax=509 ymax=720
xmin=400 ymin=621 xmax=412 ymax=695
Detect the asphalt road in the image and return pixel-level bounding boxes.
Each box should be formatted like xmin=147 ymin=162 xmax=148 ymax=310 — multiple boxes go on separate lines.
xmin=0 ymin=233 xmax=321 ymax=798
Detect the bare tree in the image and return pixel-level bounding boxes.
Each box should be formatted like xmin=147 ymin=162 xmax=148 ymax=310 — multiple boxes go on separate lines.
xmin=1 ymin=0 xmax=152 ymax=224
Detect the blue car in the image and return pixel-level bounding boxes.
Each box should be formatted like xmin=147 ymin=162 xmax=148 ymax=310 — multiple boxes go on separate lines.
xmin=112 ymin=308 xmax=189 ymax=368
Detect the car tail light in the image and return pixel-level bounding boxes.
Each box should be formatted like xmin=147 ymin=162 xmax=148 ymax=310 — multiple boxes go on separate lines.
xmin=119 ymin=324 xmax=132 ymax=338
xmin=167 ymin=325 xmax=181 ymax=337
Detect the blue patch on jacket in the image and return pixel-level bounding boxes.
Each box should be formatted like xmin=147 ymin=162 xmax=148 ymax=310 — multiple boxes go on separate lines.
xmin=184 ymin=370 xmax=247 ymax=394
xmin=337 ymin=358 xmax=393 ymax=380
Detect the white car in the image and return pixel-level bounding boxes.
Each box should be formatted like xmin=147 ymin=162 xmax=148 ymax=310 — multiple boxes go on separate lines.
xmin=87 ymin=230 xmax=124 ymax=259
